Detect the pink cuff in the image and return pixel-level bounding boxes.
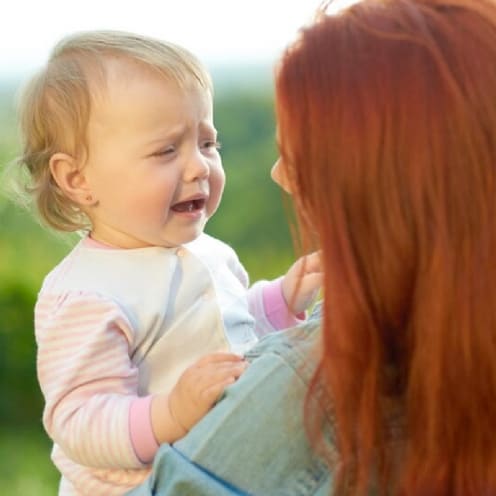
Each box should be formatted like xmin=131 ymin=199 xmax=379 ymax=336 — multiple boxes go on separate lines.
xmin=129 ymin=396 xmax=160 ymax=464
xmin=262 ymin=278 xmax=306 ymax=330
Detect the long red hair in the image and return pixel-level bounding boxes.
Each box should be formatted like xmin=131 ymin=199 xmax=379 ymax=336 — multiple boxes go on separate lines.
xmin=275 ymin=0 xmax=496 ymax=494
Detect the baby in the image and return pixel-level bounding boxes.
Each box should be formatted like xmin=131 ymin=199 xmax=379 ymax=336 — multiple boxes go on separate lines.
xmin=17 ymin=30 xmax=321 ymax=495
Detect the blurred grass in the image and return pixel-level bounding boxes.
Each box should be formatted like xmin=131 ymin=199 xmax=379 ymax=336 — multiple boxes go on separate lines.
xmin=0 ymin=427 xmax=59 ymax=495
xmin=0 ymin=201 xmax=75 ymax=288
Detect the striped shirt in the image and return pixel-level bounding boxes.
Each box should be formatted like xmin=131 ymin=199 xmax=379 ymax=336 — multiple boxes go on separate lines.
xmin=35 ymin=234 xmax=302 ymax=495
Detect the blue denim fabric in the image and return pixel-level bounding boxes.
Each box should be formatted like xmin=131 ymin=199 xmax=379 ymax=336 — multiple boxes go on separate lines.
xmin=127 ymin=306 xmax=336 ymax=495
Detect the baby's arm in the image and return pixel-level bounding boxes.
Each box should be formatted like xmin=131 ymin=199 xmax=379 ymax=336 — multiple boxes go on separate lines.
xmin=36 ymin=292 xmax=143 ymax=469
xmin=150 ymin=353 xmax=247 ymax=445
xmin=245 ymin=252 xmax=322 ymax=336
xmin=222 ymin=235 xmax=322 ymax=334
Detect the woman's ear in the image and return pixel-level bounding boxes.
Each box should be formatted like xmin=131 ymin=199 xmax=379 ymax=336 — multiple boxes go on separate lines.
xmin=49 ymin=153 xmax=95 ymax=206
xmin=271 ymin=157 xmax=293 ymax=194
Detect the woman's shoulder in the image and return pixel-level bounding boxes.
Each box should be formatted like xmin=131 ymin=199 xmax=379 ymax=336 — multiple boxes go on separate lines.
xmin=169 ymin=303 xmax=335 ymax=495
xmin=245 ymin=302 xmax=323 ymax=384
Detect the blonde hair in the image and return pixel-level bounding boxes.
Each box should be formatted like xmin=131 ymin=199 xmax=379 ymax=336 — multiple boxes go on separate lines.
xmin=16 ymin=30 xmax=213 ymax=231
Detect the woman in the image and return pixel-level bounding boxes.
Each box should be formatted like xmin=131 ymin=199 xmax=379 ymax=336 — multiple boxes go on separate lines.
xmin=129 ymin=0 xmax=496 ymax=494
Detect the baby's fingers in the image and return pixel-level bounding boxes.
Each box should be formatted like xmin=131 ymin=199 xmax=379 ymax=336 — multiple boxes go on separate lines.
xmin=198 ymin=361 xmax=248 ymax=400
xmin=200 ymin=368 xmax=246 ymax=404
xmin=194 ymin=352 xmax=245 ymax=367
xmin=302 ymin=251 xmax=322 ymax=273
xmin=301 ymin=272 xmax=323 ymax=292
xmin=202 ymin=378 xmax=237 ymax=404
xmin=207 ymin=360 xmax=248 ymax=382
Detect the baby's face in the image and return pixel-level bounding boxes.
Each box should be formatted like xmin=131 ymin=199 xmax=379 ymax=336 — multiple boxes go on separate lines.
xmin=82 ymin=61 xmax=224 ymax=248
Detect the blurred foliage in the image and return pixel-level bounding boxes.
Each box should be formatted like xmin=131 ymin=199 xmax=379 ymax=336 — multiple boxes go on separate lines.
xmin=0 ymin=73 xmax=295 ymax=493
xmin=0 ymin=282 xmax=40 ymax=423
xmin=210 ymin=88 xmax=295 ymax=276
xmin=0 ymin=426 xmax=58 ymax=493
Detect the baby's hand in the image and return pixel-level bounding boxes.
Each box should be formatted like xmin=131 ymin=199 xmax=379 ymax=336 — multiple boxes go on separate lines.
xmin=168 ymin=352 xmax=247 ymax=433
xmin=282 ymin=251 xmax=323 ymax=315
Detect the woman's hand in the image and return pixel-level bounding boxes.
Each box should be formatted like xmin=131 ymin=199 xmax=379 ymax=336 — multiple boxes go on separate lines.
xmin=281 ymin=251 xmax=323 ymax=315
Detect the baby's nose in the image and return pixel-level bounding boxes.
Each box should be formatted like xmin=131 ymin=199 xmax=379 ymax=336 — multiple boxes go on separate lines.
xmin=184 ymin=153 xmax=209 ymax=181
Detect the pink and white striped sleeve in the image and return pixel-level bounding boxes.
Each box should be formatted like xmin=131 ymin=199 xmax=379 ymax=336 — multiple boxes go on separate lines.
xmin=248 ymin=278 xmax=306 ymax=337
xmin=35 ymin=291 xmax=147 ymax=469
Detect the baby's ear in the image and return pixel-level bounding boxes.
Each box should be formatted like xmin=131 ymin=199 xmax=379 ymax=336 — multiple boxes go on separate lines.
xmin=49 ymin=153 xmax=95 ymax=206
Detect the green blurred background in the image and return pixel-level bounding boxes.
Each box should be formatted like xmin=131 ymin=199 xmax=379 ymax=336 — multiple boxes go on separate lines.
xmin=0 ymin=67 xmax=294 ymax=493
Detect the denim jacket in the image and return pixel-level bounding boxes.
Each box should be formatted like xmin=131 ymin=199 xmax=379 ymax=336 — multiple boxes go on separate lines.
xmin=127 ymin=306 xmax=339 ymax=496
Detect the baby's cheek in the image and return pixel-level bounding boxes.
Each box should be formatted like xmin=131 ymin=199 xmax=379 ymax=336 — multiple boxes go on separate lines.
xmin=207 ymin=168 xmax=225 ymax=216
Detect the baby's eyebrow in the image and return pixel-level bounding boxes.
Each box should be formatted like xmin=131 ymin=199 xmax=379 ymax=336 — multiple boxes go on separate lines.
xmin=198 ymin=121 xmax=217 ymax=133
xmin=145 ymin=125 xmax=187 ymax=146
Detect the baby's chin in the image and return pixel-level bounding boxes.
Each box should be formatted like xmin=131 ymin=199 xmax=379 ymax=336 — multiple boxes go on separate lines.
xmin=158 ymin=230 xmax=206 ymax=248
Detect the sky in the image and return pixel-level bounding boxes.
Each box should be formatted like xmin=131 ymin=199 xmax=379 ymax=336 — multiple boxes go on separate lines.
xmin=1 ymin=0 xmax=331 ymax=80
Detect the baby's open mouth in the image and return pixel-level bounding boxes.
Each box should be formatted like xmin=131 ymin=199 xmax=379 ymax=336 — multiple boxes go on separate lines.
xmin=171 ymin=198 xmax=206 ymax=213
